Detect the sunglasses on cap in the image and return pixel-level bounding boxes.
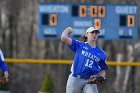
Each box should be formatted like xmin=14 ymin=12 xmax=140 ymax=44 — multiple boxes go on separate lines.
xmin=90 ymin=30 xmax=100 ymax=34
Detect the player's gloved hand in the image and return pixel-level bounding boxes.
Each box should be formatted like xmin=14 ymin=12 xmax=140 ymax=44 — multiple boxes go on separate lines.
xmin=87 ymin=75 xmax=107 ymax=85
xmin=0 ymin=76 xmax=7 ymax=86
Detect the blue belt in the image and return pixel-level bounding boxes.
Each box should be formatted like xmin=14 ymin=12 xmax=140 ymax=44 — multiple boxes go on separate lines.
xmin=73 ymin=74 xmax=91 ymax=79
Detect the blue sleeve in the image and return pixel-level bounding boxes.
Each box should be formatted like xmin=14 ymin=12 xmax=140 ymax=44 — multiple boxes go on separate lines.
xmin=68 ymin=39 xmax=80 ymax=52
xmin=99 ymin=60 xmax=108 ymax=70
xmin=0 ymin=60 xmax=8 ymax=72
xmin=97 ymin=48 xmax=108 ymax=70
xmin=0 ymin=49 xmax=8 ymax=72
xmin=99 ymin=54 xmax=108 ymax=70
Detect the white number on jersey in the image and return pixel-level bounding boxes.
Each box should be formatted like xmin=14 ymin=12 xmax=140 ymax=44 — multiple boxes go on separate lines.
xmin=85 ymin=59 xmax=94 ymax=68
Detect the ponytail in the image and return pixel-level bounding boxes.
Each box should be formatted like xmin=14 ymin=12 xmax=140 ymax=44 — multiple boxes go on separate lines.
xmin=80 ymin=35 xmax=87 ymax=42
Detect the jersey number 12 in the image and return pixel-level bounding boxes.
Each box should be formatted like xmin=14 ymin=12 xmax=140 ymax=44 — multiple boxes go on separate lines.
xmin=85 ymin=59 xmax=94 ymax=68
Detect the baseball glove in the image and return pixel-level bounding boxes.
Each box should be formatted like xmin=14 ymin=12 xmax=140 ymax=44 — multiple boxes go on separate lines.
xmin=87 ymin=75 xmax=106 ymax=84
xmin=0 ymin=76 xmax=6 ymax=86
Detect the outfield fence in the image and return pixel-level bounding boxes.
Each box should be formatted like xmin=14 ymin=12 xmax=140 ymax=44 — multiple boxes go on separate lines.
xmin=5 ymin=58 xmax=140 ymax=66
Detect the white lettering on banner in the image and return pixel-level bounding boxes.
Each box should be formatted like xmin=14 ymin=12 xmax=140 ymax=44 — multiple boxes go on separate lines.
xmin=118 ymin=29 xmax=124 ymax=36
xmin=73 ymin=21 xmax=92 ymax=27
xmin=44 ymin=28 xmax=56 ymax=35
xmin=81 ymin=50 xmax=100 ymax=62
xmin=99 ymin=29 xmax=105 ymax=36
xmin=39 ymin=5 xmax=69 ymax=13
xmin=116 ymin=6 xmax=137 ymax=14
xmin=128 ymin=29 xmax=133 ymax=36
xmin=73 ymin=28 xmax=86 ymax=34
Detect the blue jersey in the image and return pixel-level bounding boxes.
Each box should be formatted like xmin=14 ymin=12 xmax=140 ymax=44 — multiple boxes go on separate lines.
xmin=0 ymin=49 xmax=8 ymax=72
xmin=68 ymin=39 xmax=108 ymax=79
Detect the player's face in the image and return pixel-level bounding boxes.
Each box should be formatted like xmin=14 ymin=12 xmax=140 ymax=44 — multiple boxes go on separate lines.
xmin=86 ymin=31 xmax=99 ymax=41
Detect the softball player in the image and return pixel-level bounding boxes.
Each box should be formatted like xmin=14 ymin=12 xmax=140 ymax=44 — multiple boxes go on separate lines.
xmin=61 ymin=27 xmax=108 ymax=93
xmin=0 ymin=49 xmax=9 ymax=82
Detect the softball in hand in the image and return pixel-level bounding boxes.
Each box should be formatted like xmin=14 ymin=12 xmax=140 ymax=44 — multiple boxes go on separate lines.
xmin=67 ymin=27 xmax=73 ymax=32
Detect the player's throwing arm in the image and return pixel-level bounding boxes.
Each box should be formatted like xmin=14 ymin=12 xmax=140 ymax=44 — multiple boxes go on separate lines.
xmin=61 ymin=27 xmax=73 ymax=45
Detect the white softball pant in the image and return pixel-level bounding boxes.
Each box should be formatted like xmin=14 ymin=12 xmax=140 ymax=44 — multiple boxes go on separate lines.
xmin=66 ymin=73 xmax=98 ymax=93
